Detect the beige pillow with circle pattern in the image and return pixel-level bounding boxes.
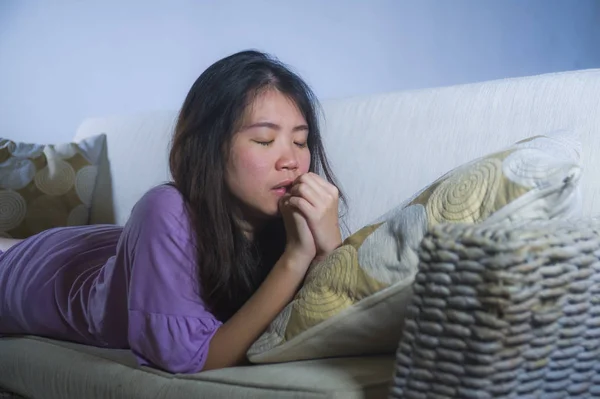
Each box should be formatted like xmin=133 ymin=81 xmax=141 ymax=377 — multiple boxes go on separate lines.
xmin=0 ymin=134 xmax=105 ymax=238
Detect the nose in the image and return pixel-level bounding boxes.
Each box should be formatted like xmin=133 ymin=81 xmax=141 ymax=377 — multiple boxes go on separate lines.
xmin=275 ymin=144 xmax=299 ymax=171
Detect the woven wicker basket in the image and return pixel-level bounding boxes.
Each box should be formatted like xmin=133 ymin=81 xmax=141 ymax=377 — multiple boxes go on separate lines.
xmin=390 ymin=218 xmax=600 ymax=399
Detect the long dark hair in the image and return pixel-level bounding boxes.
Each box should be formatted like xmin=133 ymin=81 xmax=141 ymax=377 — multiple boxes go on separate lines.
xmin=169 ymin=50 xmax=347 ymax=322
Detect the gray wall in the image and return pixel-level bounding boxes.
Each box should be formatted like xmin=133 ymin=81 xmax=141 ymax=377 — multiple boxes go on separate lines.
xmin=1 ymin=0 xmax=599 ymax=143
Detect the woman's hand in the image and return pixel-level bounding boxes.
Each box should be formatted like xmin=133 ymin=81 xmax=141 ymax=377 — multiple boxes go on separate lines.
xmin=288 ymin=172 xmax=341 ymax=261
xmin=279 ymin=194 xmax=317 ymax=268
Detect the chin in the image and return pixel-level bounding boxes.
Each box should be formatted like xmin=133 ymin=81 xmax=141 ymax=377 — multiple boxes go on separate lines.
xmin=263 ymin=207 xmax=281 ymax=218
xmin=249 ymin=202 xmax=280 ymax=220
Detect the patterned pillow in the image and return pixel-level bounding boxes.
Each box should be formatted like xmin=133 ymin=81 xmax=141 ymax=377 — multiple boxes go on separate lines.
xmin=0 ymin=134 xmax=105 ymax=238
xmin=246 ymin=130 xmax=582 ymax=363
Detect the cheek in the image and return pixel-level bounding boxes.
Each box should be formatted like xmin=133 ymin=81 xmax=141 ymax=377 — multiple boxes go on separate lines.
xmin=300 ymin=151 xmax=311 ymax=174
xmin=234 ymin=150 xmax=271 ymax=180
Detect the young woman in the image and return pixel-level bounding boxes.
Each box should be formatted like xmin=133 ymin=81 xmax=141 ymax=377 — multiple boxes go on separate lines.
xmin=0 ymin=50 xmax=347 ymax=374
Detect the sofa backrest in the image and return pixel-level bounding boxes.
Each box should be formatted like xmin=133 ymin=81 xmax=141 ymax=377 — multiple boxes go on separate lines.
xmin=74 ymin=69 xmax=600 ymax=236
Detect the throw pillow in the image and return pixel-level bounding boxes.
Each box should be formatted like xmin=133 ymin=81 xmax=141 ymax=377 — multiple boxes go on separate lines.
xmin=246 ymin=130 xmax=582 ymax=364
xmin=0 ymin=134 xmax=105 ymax=238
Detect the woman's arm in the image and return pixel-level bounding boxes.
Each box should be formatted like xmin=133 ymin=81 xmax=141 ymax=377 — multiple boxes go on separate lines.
xmin=124 ymin=186 xmax=225 ymax=374
xmin=204 ymin=195 xmax=317 ymax=370
xmin=124 ymin=185 xmax=316 ymax=374
xmin=203 ymin=250 xmax=309 ymax=370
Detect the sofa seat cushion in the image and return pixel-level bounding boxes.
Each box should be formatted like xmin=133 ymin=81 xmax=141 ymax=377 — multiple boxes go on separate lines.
xmin=0 ymin=336 xmax=394 ymax=399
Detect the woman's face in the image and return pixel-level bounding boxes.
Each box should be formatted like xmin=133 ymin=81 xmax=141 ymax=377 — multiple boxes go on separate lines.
xmin=225 ymin=89 xmax=311 ymax=229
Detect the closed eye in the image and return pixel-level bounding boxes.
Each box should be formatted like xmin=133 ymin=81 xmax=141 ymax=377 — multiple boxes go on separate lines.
xmin=295 ymin=142 xmax=307 ymax=148
xmin=254 ymin=140 xmax=274 ymax=147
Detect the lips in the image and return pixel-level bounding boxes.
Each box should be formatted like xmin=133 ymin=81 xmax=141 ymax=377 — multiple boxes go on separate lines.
xmin=273 ymin=179 xmax=294 ymax=190
xmin=273 ymin=179 xmax=293 ymax=196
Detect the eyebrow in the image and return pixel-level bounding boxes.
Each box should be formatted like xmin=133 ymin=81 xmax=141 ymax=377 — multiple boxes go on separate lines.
xmin=243 ymin=122 xmax=309 ymax=132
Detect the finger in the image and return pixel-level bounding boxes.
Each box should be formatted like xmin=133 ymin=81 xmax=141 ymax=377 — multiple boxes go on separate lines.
xmin=300 ymin=172 xmax=339 ymax=197
xmin=278 ymin=193 xmax=295 ymax=212
xmin=278 ymin=193 xmax=289 ymax=206
xmin=290 ymin=181 xmax=323 ymax=208
xmin=295 ymin=173 xmax=329 ymax=197
xmin=287 ymin=195 xmax=314 ymax=219
xmin=295 ymin=175 xmax=338 ymax=207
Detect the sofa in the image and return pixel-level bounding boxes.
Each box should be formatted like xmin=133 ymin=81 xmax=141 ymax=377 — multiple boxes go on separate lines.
xmin=1 ymin=68 xmax=600 ymax=398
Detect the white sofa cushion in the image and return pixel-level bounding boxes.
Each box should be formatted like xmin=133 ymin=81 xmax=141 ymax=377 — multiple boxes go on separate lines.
xmin=0 ymin=336 xmax=394 ymax=399
xmin=72 ymin=69 xmax=600 ymax=236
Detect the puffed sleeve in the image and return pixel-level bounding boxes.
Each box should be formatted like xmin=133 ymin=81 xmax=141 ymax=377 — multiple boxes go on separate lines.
xmin=121 ymin=184 xmax=222 ymax=373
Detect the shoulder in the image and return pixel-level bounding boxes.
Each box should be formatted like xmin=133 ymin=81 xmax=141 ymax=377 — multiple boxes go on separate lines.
xmin=136 ymin=183 xmax=186 ymax=212
xmin=127 ymin=183 xmax=192 ymax=237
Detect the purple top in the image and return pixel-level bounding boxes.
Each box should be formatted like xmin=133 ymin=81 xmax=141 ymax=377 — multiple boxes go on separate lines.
xmin=0 ymin=184 xmax=222 ymax=373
